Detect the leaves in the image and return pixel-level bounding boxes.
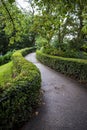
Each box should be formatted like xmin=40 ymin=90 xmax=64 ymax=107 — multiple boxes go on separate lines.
xmin=0 ymin=1 xmax=36 ymax=50
xmin=8 ymin=0 xmax=15 ymax=4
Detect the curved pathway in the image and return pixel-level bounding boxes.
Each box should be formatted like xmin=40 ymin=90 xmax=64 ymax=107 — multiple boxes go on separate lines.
xmin=21 ymin=53 xmax=87 ymax=130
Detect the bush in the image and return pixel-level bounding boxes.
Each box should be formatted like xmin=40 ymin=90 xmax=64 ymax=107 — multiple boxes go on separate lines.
xmin=0 ymin=62 xmax=13 ymax=87
xmin=36 ymin=51 xmax=87 ymax=83
xmin=35 ymin=36 xmax=48 ymax=49
xmin=0 ymin=51 xmax=14 ymax=66
xmin=41 ymin=46 xmax=64 ymax=56
xmin=63 ymin=50 xmax=87 ymax=59
xmin=41 ymin=46 xmax=87 ymax=60
xmin=0 ymin=47 xmax=36 ymax=66
xmin=81 ymin=44 xmax=87 ymax=52
xmin=0 ymin=48 xmax=41 ymax=129
xmin=21 ymin=46 xmax=36 ymax=56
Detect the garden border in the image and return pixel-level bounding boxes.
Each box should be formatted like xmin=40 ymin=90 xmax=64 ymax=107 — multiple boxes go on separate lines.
xmin=36 ymin=50 xmax=87 ymax=83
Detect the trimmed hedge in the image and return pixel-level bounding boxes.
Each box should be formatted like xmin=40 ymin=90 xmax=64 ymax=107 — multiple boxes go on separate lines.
xmin=0 ymin=47 xmax=36 ymax=66
xmin=21 ymin=46 xmax=36 ymax=56
xmin=0 ymin=48 xmax=41 ymax=129
xmin=36 ymin=51 xmax=87 ymax=83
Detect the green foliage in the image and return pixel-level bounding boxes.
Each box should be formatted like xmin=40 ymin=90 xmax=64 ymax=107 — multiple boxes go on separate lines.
xmin=0 ymin=62 xmax=13 ymax=87
xmin=36 ymin=51 xmax=87 ymax=83
xmin=8 ymin=0 xmax=15 ymax=4
xmin=81 ymin=42 xmax=87 ymax=52
xmin=0 ymin=51 xmax=14 ymax=65
xmin=36 ymin=36 xmax=48 ymax=49
xmin=33 ymin=0 xmax=87 ymax=50
xmin=21 ymin=47 xmax=36 ymax=56
xmin=68 ymin=38 xmax=84 ymax=51
xmin=63 ymin=50 xmax=87 ymax=59
xmin=0 ymin=10 xmax=9 ymax=54
xmin=1 ymin=0 xmax=87 ymax=54
xmin=0 ymin=2 xmax=36 ymax=54
xmin=40 ymin=46 xmax=64 ymax=56
xmin=41 ymin=45 xmax=87 ymax=59
xmin=0 ymin=48 xmax=41 ymax=129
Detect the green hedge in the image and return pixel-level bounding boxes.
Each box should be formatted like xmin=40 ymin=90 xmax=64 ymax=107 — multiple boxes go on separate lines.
xmin=36 ymin=51 xmax=87 ymax=83
xmin=0 ymin=48 xmax=41 ymax=129
xmin=21 ymin=46 xmax=36 ymax=56
xmin=0 ymin=47 xmax=36 ymax=66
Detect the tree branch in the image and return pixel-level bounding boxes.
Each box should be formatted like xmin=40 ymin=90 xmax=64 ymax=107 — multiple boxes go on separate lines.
xmin=1 ymin=0 xmax=16 ymax=36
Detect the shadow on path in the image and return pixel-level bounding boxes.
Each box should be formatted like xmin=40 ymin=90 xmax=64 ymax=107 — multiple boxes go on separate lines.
xmin=21 ymin=53 xmax=87 ymax=130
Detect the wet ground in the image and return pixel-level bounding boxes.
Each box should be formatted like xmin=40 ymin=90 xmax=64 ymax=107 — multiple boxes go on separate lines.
xmin=21 ymin=53 xmax=87 ymax=130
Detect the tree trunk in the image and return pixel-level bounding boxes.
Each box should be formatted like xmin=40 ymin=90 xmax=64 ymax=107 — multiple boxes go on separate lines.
xmin=77 ymin=3 xmax=84 ymax=42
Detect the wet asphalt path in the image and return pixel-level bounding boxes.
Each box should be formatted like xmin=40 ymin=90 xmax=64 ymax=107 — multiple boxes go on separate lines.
xmin=21 ymin=53 xmax=87 ymax=130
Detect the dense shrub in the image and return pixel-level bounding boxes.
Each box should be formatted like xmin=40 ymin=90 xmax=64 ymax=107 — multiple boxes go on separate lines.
xmin=35 ymin=36 xmax=48 ymax=49
xmin=63 ymin=50 xmax=87 ymax=59
xmin=81 ymin=44 xmax=87 ymax=52
xmin=0 ymin=51 xmax=14 ymax=65
xmin=0 ymin=47 xmax=36 ymax=66
xmin=36 ymin=51 xmax=87 ymax=83
xmin=41 ymin=46 xmax=64 ymax=56
xmin=41 ymin=46 xmax=87 ymax=59
xmin=0 ymin=48 xmax=41 ymax=129
xmin=21 ymin=46 xmax=36 ymax=56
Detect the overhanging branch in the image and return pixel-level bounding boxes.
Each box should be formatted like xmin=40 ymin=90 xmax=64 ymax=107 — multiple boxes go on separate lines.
xmin=1 ymin=0 xmax=16 ymax=36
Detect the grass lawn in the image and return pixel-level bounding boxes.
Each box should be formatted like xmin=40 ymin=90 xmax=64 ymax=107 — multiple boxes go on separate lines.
xmin=0 ymin=62 xmax=13 ymax=87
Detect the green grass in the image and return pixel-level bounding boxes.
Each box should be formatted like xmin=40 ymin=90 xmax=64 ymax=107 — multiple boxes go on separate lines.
xmin=0 ymin=62 xmax=13 ymax=87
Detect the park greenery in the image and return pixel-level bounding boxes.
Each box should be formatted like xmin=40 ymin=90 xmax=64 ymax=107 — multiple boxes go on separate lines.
xmin=0 ymin=48 xmax=41 ymax=129
xmin=0 ymin=0 xmax=87 ymax=59
xmin=0 ymin=61 xmax=13 ymax=86
xmin=0 ymin=0 xmax=87 ymax=129
xmin=0 ymin=0 xmax=87 ymax=56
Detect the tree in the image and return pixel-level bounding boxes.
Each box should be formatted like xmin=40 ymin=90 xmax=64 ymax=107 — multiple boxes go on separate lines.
xmin=0 ymin=0 xmax=36 ymax=53
xmin=33 ymin=0 xmax=87 ymax=50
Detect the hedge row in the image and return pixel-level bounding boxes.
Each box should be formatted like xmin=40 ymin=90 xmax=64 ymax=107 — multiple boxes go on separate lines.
xmin=36 ymin=51 xmax=87 ymax=83
xmin=0 ymin=48 xmax=41 ymax=129
xmin=21 ymin=46 xmax=36 ymax=56
xmin=0 ymin=47 xmax=36 ymax=66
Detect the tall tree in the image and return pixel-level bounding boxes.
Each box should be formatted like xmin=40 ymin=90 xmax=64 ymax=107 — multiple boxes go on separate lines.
xmin=0 ymin=0 xmax=36 ymax=53
xmin=33 ymin=0 xmax=87 ymax=50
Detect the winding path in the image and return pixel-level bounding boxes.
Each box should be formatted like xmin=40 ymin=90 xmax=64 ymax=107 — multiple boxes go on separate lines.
xmin=21 ymin=53 xmax=87 ymax=130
